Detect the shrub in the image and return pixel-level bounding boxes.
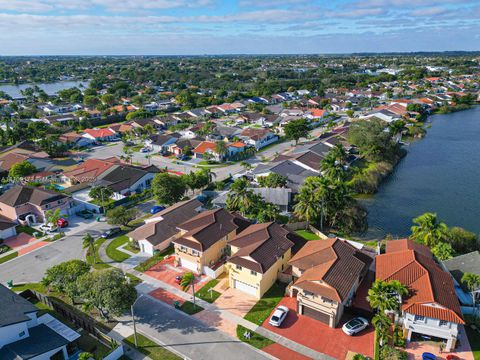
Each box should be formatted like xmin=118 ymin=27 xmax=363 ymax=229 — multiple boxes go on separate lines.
xmin=380 ymin=345 xmax=408 ymax=360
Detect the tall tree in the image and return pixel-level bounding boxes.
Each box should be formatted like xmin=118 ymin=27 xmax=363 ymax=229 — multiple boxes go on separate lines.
xmin=372 ymin=313 xmax=392 ymax=347
xmin=82 ymin=233 xmax=96 ymax=264
xmin=410 ymin=212 xmax=449 ymax=247
xmin=152 ymin=172 xmax=186 ymax=205
xmin=461 ymin=272 xmax=480 ymax=306
xmin=284 ymin=118 xmax=309 ymax=145
xmin=180 ymin=272 xmax=197 ymax=308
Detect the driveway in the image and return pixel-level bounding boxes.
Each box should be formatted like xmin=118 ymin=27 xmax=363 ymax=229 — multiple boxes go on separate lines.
xmin=123 ymin=294 xmax=269 ymax=360
xmin=214 ymin=288 xmax=258 ymax=317
xmin=145 ymin=256 xmax=209 ymax=291
xmin=262 ymin=296 xmax=374 ymax=359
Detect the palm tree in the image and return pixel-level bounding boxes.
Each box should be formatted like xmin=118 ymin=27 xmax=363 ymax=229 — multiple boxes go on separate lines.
xmin=226 ymin=178 xmax=255 ymax=215
xmin=293 ymin=176 xmax=323 ymax=224
xmin=320 ymin=153 xmax=345 ymax=181
xmin=330 ymin=143 xmax=348 ymax=166
xmin=121 ymin=146 xmax=134 ymax=164
xmin=180 ymin=272 xmax=197 ymax=307
xmin=389 ymin=120 xmax=407 ymax=143
xmin=372 ymin=313 xmax=392 ymax=346
xmin=215 ymin=141 xmax=228 ymax=161
xmin=82 ymin=233 xmax=96 ymax=264
xmin=462 ymin=272 xmax=480 ymax=306
xmin=410 ymin=212 xmax=449 ymax=247
xmin=367 ymin=280 xmax=408 ymax=313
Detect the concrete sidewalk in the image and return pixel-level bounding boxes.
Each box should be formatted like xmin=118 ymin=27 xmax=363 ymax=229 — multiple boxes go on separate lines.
xmin=133 ymin=270 xmax=333 ymax=360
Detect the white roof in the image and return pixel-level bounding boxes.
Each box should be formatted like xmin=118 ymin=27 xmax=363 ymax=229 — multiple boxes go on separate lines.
xmin=38 ymin=313 xmax=81 ymax=342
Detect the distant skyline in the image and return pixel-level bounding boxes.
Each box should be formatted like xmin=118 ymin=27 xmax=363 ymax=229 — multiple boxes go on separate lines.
xmin=1 ymin=0 xmax=479 ymax=55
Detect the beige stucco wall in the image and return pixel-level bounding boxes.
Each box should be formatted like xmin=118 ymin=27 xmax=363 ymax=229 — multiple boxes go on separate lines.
xmin=227 ymin=248 xmax=292 ymax=299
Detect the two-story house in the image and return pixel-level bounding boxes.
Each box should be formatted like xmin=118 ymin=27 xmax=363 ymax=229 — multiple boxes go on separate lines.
xmin=0 ymin=284 xmax=80 ymax=360
xmin=287 ymin=238 xmax=373 ymax=327
xmin=128 ymin=199 xmax=203 ymax=255
xmin=240 ymin=128 xmax=278 ymax=150
xmin=226 ymin=222 xmax=295 ymax=299
xmin=376 ymin=239 xmax=464 ymax=352
xmin=173 ymin=208 xmax=250 ymax=275
xmin=0 ymin=185 xmax=74 ymax=225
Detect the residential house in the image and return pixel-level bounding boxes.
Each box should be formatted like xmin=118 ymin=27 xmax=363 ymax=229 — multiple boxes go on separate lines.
xmin=212 ymin=187 xmax=292 ymax=212
xmin=145 ymin=133 xmax=179 ymax=153
xmin=166 ymin=138 xmax=202 ymax=156
xmin=252 ymin=160 xmax=318 ymax=192
xmin=376 ymin=239 xmax=464 ymax=351
xmin=82 ymin=128 xmax=118 ymax=143
xmin=61 ymin=158 xmax=118 ymax=187
xmin=58 ymin=132 xmax=93 ymax=148
xmin=0 ymin=284 xmax=81 ymax=360
xmin=226 ymin=222 xmax=296 ymax=298
xmin=240 ymin=128 xmax=278 ymax=150
xmin=287 ymin=238 xmax=373 ymax=327
xmin=0 ymin=185 xmax=74 ymax=225
xmin=173 ymin=208 xmax=251 ymax=275
xmin=0 ymin=215 xmax=17 ymax=240
xmin=443 ymin=251 xmax=480 ymax=306
xmin=128 ymin=199 xmax=203 ymax=255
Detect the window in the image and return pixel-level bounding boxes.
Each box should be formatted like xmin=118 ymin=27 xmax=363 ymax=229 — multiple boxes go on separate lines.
xmin=180 ymin=246 xmax=187 ymax=252
xmin=414 ymin=315 xmax=425 ymax=322
xmin=45 ymin=204 xmax=50 ymax=209
xmin=250 ymin=270 xmax=257 ymax=276
xmin=236 ymin=265 xmax=242 ymax=270
xmin=192 ymin=250 xmax=199 ymax=256
xmin=439 ymin=320 xmax=448 ymax=327
xmin=19 ymin=331 xmax=25 ymax=337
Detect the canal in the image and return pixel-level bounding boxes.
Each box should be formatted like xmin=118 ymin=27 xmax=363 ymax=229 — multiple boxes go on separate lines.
xmin=363 ymin=106 xmax=480 ymax=239
xmin=0 ymin=80 xmax=88 ymax=98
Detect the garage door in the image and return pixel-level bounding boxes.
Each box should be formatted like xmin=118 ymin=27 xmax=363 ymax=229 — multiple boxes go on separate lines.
xmin=301 ymin=305 xmax=331 ymax=325
xmin=180 ymin=258 xmax=198 ymax=272
xmin=234 ymin=279 xmax=257 ymax=296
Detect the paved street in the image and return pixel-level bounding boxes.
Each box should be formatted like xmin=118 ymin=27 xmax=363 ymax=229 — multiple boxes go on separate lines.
xmin=121 ymin=295 xmax=270 ymax=360
xmin=0 ymin=217 xmax=112 ymax=284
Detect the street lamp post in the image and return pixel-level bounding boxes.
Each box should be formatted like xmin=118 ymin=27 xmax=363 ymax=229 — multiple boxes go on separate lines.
xmin=130 ymin=294 xmax=143 ymax=348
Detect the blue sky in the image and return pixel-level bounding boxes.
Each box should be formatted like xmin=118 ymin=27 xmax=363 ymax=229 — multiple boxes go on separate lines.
xmin=1 ymin=0 xmax=479 ymax=55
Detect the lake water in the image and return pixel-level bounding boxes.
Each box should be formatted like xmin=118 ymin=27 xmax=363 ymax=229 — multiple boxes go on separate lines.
xmin=363 ymin=106 xmax=480 ymax=239
xmin=0 ymin=80 xmax=88 ymax=98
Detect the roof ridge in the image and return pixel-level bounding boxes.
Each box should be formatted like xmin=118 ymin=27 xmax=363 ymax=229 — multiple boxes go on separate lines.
xmin=412 ymin=250 xmax=436 ymax=303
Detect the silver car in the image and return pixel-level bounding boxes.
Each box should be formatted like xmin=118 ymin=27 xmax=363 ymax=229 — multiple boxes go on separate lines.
xmin=268 ymin=305 xmax=289 ymax=327
xmin=342 ymin=317 xmax=369 ymax=335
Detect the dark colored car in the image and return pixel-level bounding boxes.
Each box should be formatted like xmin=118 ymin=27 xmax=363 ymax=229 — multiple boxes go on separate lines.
xmin=101 ymin=227 xmax=121 ymax=239
xmin=150 ymin=205 xmax=166 ymax=214
xmin=56 ymin=218 xmax=69 ymax=228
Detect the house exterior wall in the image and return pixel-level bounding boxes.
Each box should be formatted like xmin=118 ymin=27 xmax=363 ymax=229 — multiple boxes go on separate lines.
xmin=30 ymin=345 xmax=68 ymax=360
xmin=0 ymin=226 xmax=17 ymax=240
xmin=227 ymin=248 xmax=292 ymax=299
xmin=174 ymin=230 xmax=235 ymax=273
xmin=403 ymin=312 xmax=459 ymax=351
xmin=0 ymin=321 xmax=30 ymax=347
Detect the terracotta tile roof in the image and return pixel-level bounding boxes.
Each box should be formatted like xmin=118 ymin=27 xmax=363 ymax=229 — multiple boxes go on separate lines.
xmin=228 ymin=222 xmax=295 ymax=273
xmin=109 ymin=122 xmax=134 ymax=133
xmin=193 ymin=141 xmax=217 ymax=154
xmin=128 ymin=199 xmax=202 ymax=247
xmin=83 ymin=128 xmax=116 ymax=139
xmin=63 ymin=158 xmax=116 ymax=183
xmin=173 ymin=209 xmax=250 ymax=252
xmin=376 ymin=239 xmax=464 ymax=324
xmin=229 ymin=141 xmax=247 ymax=148
xmin=309 ymin=108 xmax=327 ymax=117
xmin=289 ymin=238 xmax=373 ymax=302
xmin=240 ymin=128 xmax=271 ymax=141
xmin=58 ymin=132 xmax=83 ymax=143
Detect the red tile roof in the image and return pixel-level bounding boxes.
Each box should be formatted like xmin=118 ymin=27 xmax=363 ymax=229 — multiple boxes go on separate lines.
xmin=63 ymin=158 xmax=116 ymax=183
xmin=376 ymin=239 xmax=464 ymax=324
xmin=83 ymin=128 xmax=116 ymax=139
xmin=193 ymin=141 xmax=217 ymax=154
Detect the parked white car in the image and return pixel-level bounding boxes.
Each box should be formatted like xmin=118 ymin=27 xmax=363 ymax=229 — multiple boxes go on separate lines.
xmin=268 ymin=305 xmax=289 ymax=327
xmin=39 ymin=224 xmax=58 ymax=233
xmin=342 ymin=317 xmax=369 ymax=336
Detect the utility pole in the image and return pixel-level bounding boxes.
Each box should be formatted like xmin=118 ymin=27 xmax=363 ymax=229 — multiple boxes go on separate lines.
xmin=131 ymin=304 xmax=138 ymax=347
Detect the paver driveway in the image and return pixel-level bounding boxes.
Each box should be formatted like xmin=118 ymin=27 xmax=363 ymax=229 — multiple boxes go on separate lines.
xmin=214 ymin=287 xmax=258 ymax=317
xmin=262 ymin=296 xmax=374 ymax=359
xmin=145 ymin=256 xmax=209 ymax=291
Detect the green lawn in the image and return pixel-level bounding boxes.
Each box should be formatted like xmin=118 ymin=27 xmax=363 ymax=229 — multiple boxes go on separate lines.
xmin=236 ymin=325 xmax=274 ymax=349
xmin=105 ymin=235 xmax=131 ymax=262
xmin=86 ymin=237 xmax=111 ymax=270
xmin=124 ymin=334 xmax=181 ymax=360
xmin=295 ymin=229 xmax=321 ymax=241
xmin=244 ymin=282 xmax=286 ymax=325
xmin=16 ymin=225 xmax=43 ymax=238
xmin=0 ymin=251 xmax=18 ymax=264
xmin=180 ymin=301 xmax=204 ymax=315
xmin=195 ymin=280 xmax=221 ymax=303
xmin=11 ymin=282 xmax=49 ymax=293
xmin=134 ymin=247 xmax=174 ymax=272
xmin=466 ymin=327 xmax=480 ymax=360
xmin=126 ymin=273 xmax=142 ymax=286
